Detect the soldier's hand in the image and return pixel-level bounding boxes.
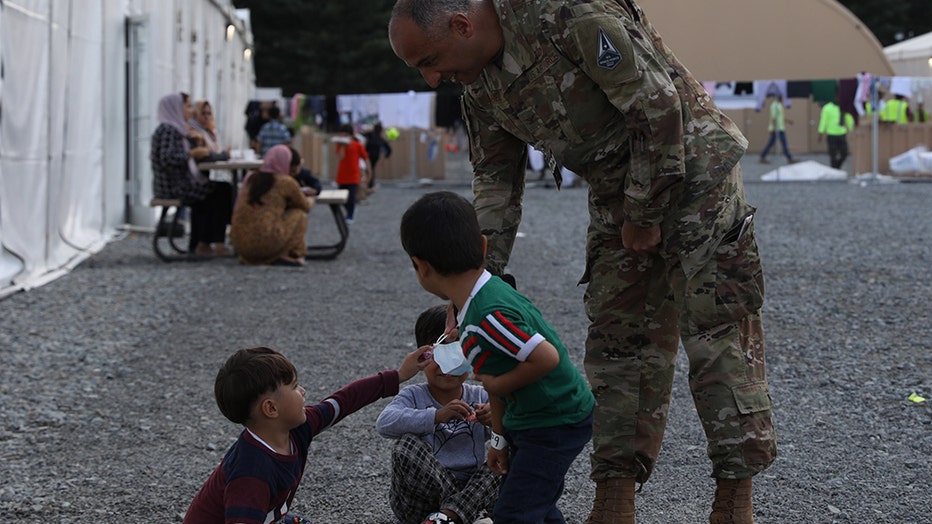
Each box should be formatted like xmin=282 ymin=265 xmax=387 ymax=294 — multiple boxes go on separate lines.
xmin=622 ymin=223 xmax=661 ymax=255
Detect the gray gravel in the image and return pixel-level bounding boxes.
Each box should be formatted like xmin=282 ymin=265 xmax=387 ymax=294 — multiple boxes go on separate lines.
xmin=1 ymin=154 xmax=930 ymax=523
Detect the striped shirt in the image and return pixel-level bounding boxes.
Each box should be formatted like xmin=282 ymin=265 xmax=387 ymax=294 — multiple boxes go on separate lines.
xmin=457 ymin=270 xmax=594 ymax=431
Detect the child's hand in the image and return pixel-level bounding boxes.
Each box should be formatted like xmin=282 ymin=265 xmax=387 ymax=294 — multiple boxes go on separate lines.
xmin=434 ymin=399 xmax=474 ymax=423
xmin=487 ymin=447 xmax=509 ymax=475
xmin=398 ymin=346 xmax=432 ymax=382
xmin=473 ymin=402 xmax=492 ymax=426
xmin=417 ymin=343 xmax=434 ymax=363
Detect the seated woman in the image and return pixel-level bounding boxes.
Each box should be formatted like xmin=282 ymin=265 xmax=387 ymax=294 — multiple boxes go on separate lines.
xmin=151 ymin=92 xmax=230 ymax=256
xmin=230 ymin=145 xmax=312 ymax=267
xmin=188 ymin=98 xmax=233 ymax=253
xmin=189 ymin=99 xmax=231 ymax=161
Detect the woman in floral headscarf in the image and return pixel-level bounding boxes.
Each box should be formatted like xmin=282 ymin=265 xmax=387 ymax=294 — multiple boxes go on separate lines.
xmin=230 ymin=144 xmax=313 ymax=266
xmin=151 ymin=92 xmax=231 ymax=256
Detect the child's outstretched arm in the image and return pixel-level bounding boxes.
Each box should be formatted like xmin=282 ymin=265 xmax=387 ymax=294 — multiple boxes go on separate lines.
xmin=475 ymin=340 xmax=559 ymax=398
xmin=305 ymin=346 xmax=431 ymax=436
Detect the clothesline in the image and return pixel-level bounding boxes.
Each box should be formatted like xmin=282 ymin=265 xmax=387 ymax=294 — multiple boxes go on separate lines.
xmin=703 ymin=75 xmax=932 ymax=112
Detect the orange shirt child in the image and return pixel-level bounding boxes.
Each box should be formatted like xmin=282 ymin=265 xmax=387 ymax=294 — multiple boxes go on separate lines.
xmin=335 ymin=139 xmax=369 ymax=185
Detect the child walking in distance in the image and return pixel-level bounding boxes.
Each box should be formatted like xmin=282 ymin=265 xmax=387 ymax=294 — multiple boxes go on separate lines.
xmin=183 ymin=345 xmax=429 ymax=524
xmin=377 ymin=305 xmax=500 ymax=524
xmin=333 ymin=124 xmax=372 ymax=223
xmin=400 ymin=191 xmax=595 ymax=524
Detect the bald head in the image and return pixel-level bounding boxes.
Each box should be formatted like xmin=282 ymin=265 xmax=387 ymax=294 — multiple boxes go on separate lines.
xmin=389 ymin=0 xmax=502 ymax=88
xmin=391 ymin=0 xmax=473 ymax=41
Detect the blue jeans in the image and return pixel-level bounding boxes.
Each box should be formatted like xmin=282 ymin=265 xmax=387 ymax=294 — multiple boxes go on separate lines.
xmin=338 ymin=183 xmax=358 ymax=220
xmin=760 ymin=130 xmax=792 ymax=160
xmin=493 ymin=410 xmax=594 ymax=524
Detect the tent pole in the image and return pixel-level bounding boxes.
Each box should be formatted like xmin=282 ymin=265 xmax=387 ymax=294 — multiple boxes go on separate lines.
xmin=870 ymin=76 xmax=879 ymax=181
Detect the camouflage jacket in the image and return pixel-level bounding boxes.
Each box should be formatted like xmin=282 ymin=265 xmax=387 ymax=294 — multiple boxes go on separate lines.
xmin=464 ymin=0 xmax=748 ymax=275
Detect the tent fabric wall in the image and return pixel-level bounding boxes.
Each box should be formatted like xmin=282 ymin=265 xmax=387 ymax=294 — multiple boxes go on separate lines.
xmin=884 ymin=32 xmax=932 ymax=78
xmin=0 ymin=0 xmax=255 ymax=298
xmin=638 ymin=0 xmax=894 ymax=82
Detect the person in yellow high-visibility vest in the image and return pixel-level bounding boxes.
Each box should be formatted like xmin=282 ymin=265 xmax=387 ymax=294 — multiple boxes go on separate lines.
xmin=758 ymin=93 xmax=797 ymax=164
xmin=880 ymin=94 xmax=911 ymax=124
xmin=916 ymin=102 xmax=929 ymax=124
xmin=818 ymin=95 xmax=856 ymax=169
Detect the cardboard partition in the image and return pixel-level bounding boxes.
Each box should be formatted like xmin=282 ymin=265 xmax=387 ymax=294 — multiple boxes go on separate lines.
xmin=375 ymin=128 xmax=447 ymax=181
xmin=851 ymin=123 xmax=932 ymax=176
xmin=298 ymin=126 xmax=326 ymax=180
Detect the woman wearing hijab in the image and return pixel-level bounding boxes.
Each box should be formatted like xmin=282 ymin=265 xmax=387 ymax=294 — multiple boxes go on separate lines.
xmin=230 ymin=144 xmax=312 ymax=266
xmin=189 ymin=99 xmax=230 ymax=161
xmin=151 ymin=92 xmax=231 ymax=256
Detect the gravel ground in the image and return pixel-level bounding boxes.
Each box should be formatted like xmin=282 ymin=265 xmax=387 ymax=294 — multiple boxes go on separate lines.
xmin=0 ymin=154 xmax=930 ymax=523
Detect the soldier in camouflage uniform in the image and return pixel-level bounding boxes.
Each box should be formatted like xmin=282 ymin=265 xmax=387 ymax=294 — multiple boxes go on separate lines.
xmin=390 ymin=1 xmax=777 ymax=522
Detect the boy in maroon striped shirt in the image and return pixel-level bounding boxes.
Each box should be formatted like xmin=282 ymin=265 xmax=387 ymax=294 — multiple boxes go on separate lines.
xmin=183 ymin=346 xmax=428 ymax=524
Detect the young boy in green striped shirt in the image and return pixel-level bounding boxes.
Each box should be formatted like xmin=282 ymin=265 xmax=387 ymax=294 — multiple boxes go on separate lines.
xmin=400 ymin=191 xmax=594 ymax=523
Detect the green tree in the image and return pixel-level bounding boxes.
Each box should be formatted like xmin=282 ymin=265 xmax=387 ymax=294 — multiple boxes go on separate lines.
xmin=838 ymin=0 xmax=932 ymax=46
xmin=233 ymin=0 xmax=425 ymax=96
xmin=235 ymin=0 xmax=932 ymax=96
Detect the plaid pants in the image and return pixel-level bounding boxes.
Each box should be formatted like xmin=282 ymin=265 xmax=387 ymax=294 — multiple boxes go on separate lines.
xmin=390 ymin=434 xmax=500 ymax=524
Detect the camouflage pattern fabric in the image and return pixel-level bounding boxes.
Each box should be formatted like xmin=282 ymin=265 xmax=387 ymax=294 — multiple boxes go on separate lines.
xmin=464 ymin=0 xmax=776 ymax=482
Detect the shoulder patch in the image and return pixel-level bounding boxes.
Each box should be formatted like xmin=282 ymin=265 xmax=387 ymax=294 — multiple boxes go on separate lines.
xmin=597 ymin=27 xmax=622 ymax=69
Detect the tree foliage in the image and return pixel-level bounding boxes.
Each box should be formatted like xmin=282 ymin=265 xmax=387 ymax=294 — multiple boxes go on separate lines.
xmin=234 ymin=0 xmax=932 ymax=96
xmin=233 ymin=0 xmax=426 ymax=96
xmin=838 ymin=0 xmax=931 ymax=46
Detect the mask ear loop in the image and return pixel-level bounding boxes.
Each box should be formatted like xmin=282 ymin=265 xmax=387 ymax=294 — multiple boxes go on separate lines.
xmin=419 ymin=333 xmax=449 ymax=363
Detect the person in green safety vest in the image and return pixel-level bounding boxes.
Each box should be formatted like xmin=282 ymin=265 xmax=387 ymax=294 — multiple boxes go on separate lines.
xmin=880 ymin=94 xmax=911 ymax=124
xmin=818 ymin=95 xmax=856 ymax=169
xmin=758 ymin=93 xmax=797 ymax=164
xmin=916 ymin=102 xmax=929 ymax=124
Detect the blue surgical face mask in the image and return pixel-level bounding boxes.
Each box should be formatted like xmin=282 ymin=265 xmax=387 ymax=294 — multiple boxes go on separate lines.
xmin=432 ymin=341 xmax=471 ymax=376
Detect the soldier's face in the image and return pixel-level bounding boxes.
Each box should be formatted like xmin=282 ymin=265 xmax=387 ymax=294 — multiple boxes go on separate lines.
xmin=389 ymin=16 xmax=484 ymax=88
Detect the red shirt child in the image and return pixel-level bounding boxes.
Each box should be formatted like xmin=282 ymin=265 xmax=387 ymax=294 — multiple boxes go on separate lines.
xmin=335 ymin=133 xmax=369 ymax=186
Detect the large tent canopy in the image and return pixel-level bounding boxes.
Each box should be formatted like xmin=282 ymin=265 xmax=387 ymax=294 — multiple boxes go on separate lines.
xmin=884 ymin=32 xmax=932 ymax=77
xmin=639 ymin=0 xmax=894 ymax=82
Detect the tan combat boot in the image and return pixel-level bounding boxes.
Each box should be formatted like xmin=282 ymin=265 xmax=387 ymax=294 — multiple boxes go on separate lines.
xmin=709 ymin=478 xmax=754 ymax=524
xmin=586 ymin=477 xmax=635 ymax=524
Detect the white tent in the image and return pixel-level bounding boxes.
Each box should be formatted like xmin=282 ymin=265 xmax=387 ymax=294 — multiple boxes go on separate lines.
xmin=884 ymin=32 xmax=932 ymax=78
xmin=0 ymin=0 xmax=255 ymax=298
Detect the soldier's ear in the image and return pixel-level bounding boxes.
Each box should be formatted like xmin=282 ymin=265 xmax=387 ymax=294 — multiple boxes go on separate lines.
xmin=450 ymin=13 xmax=473 ymax=38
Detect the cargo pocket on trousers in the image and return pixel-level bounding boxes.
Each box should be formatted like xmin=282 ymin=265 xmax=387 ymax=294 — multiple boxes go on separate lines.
xmin=684 ymin=220 xmax=764 ymax=333
xmin=732 ymin=381 xmax=772 ymax=415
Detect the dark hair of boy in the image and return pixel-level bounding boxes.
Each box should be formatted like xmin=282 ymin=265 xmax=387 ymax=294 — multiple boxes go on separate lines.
xmin=414 ymin=304 xmax=448 ymax=347
xmin=268 ymin=105 xmax=281 ymax=120
xmin=399 ymin=191 xmax=484 ymax=275
xmin=288 ymin=146 xmax=302 ymax=169
xmin=214 ymin=347 xmax=297 ymax=424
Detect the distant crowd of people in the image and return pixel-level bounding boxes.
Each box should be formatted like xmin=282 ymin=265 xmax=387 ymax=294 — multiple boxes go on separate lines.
xmin=151 ymin=93 xmax=399 ymax=266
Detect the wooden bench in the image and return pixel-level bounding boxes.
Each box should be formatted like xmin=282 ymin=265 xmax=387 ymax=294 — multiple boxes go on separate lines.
xmin=306 ymin=189 xmax=351 ymax=260
xmin=150 ymin=189 xmax=350 ymax=262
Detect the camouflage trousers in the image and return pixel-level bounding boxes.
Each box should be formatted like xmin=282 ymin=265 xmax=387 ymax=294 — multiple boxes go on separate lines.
xmin=583 ymin=195 xmax=776 ymax=483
